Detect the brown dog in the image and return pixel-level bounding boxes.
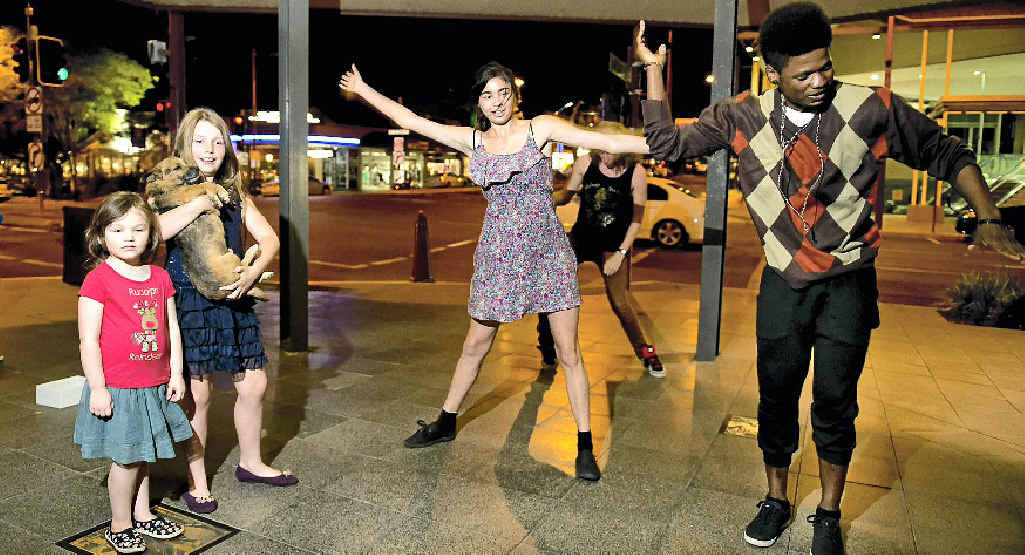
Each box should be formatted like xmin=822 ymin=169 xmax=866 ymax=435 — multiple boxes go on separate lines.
xmin=145 ymin=157 xmax=268 ymax=301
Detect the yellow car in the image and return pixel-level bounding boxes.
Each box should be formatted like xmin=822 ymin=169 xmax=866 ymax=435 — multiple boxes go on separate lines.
xmin=256 ymin=176 xmax=333 ymax=197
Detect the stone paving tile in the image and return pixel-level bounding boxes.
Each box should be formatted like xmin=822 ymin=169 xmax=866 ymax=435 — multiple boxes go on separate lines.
xmin=300 ymin=417 xmax=407 ymax=460
xmin=904 ymin=489 xmax=1025 ymax=554
xmin=658 ymin=486 xmax=789 ymax=554
xmin=691 ymin=435 xmax=801 ymax=501
xmin=369 ymin=512 xmax=525 ymax=554
xmin=527 ymin=501 xmax=665 ymax=553
xmin=404 ymin=473 xmax=554 ymax=542
xmin=0 ymin=446 xmax=78 ymax=502
xmin=0 ymin=473 xmax=109 ymax=539
xmin=790 ymin=479 xmax=914 ymax=554
xmin=254 ymin=490 xmax=399 ymax=553
xmin=0 ymin=519 xmax=64 ymax=555
xmin=892 ymin=435 xmax=1014 ymax=505
xmin=206 ymin=530 xmax=316 ymax=554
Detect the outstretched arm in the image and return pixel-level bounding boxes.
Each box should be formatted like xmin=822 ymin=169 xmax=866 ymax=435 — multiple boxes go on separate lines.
xmin=956 ymin=165 xmax=1025 ymax=260
xmin=533 ymin=115 xmax=648 ymax=154
xmin=340 ymin=64 xmax=475 ymax=156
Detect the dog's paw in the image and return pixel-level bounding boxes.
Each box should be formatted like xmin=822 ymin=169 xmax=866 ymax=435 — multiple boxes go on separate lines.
xmin=215 ymin=185 xmax=232 ymax=206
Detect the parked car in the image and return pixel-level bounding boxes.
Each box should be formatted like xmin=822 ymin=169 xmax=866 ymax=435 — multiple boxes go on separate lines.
xmin=255 ymin=176 xmax=333 ymax=197
xmin=0 ymin=179 xmax=10 ymax=203
xmin=555 ymin=177 xmax=705 ymax=248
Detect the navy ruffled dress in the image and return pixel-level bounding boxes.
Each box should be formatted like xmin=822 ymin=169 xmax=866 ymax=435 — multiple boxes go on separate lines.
xmin=165 ymin=197 xmax=269 ymax=377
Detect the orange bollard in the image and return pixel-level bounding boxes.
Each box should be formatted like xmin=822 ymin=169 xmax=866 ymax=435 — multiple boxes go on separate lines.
xmin=410 ymin=210 xmax=434 ymax=283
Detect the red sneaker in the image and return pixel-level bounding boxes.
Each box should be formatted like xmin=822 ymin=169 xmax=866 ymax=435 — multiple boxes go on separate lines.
xmin=642 ymin=345 xmax=665 ymax=378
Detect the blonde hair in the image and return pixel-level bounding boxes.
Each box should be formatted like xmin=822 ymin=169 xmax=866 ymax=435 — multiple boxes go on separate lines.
xmin=84 ymin=192 xmax=162 ymax=270
xmin=172 ymin=107 xmax=243 ymax=198
xmin=589 ymin=120 xmax=643 ymax=168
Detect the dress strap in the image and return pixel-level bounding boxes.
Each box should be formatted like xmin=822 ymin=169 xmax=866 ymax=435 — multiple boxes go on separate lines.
xmin=472 ymin=129 xmax=477 ymax=150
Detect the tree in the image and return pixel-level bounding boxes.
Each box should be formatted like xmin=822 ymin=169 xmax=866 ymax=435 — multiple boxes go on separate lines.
xmin=45 ymin=49 xmax=156 ymax=193
xmin=0 ymin=26 xmax=24 ymax=103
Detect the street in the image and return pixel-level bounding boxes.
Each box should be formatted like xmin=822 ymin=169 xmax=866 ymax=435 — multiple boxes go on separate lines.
xmin=1 ymin=192 xmax=1023 ymax=306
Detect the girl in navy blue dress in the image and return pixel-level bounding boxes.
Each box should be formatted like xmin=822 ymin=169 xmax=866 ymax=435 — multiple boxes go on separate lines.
xmin=156 ymin=108 xmax=297 ymax=514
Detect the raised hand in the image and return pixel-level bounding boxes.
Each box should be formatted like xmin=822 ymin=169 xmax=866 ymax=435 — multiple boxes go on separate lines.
xmin=634 ymin=20 xmax=667 ymax=67
xmin=339 ymin=64 xmax=369 ymax=98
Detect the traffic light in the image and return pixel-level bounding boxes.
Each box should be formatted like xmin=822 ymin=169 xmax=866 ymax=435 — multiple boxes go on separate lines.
xmin=35 ymin=35 xmax=67 ymax=86
xmin=11 ymin=37 xmax=29 ymax=84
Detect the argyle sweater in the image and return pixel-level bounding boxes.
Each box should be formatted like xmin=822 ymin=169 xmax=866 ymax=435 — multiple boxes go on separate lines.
xmin=643 ymin=83 xmax=977 ymax=289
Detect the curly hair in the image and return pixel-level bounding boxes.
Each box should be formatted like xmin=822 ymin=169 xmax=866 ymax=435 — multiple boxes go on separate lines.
xmin=758 ymin=2 xmax=832 ymax=71
xmin=469 ymin=61 xmax=519 ymax=132
xmin=84 ymin=191 xmax=162 ymax=270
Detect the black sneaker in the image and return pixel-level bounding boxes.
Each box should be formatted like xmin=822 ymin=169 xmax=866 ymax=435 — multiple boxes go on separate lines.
xmin=403 ymin=418 xmax=455 ymax=448
xmin=808 ymin=510 xmax=844 ymax=555
xmin=744 ymin=497 xmax=792 ymax=547
xmin=642 ymin=345 xmax=665 ymax=379
xmin=574 ymin=449 xmax=601 ymax=481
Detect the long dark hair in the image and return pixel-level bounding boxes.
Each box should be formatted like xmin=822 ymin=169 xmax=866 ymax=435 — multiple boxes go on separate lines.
xmin=469 ymin=61 xmax=518 ymax=131
xmin=84 ymin=191 xmax=162 ymax=270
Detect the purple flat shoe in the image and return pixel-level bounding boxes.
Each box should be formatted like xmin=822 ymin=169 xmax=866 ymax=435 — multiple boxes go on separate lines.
xmin=235 ymin=465 xmax=299 ymax=487
xmin=182 ymin=491 xmax=218 ymax=514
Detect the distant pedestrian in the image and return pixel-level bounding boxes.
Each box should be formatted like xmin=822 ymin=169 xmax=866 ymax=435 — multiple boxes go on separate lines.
xmin=341 ymin=61 xmax=649 ymax=481
xmin=636 ymin=4 xmax=1025 ymax=554
xmin=538 ymin=121 xmax=664 ymax=379
xmin=75 ymin=191 xmax=190 ymax=553
xmin=156 ymin=108 xmax=297 ymax=516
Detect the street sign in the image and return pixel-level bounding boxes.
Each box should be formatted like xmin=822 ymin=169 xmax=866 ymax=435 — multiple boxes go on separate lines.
xmin=26 ymin=114 xmax=42 ymax=133
xmin=25 ymin=87 xmax=43 ymax=115
xmin=27 ymin=141 xmax=44 ymax=171
xmin=393 ymin=136 xmax=405 ymax=168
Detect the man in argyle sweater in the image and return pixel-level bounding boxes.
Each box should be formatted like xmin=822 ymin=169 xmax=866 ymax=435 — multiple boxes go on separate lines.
xmin=635 ymin=3 xmax=1025 ymax=554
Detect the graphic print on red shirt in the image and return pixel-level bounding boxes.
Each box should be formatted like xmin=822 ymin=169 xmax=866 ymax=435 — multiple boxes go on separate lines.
xmin=79 ymin=261 xmax=177 ymax=388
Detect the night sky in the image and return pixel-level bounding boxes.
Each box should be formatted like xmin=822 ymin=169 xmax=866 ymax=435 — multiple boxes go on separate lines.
xmin=2 ymin=1 xmax=715 ymax=129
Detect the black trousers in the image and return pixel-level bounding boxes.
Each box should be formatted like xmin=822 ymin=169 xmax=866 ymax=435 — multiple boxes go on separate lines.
xmin=755 ymin=266 xmax=879 ymax=468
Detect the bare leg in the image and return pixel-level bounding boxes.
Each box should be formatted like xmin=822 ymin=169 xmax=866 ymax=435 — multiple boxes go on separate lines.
xmin=442 ymin=319 xmax=499 ymax=413
xmin=235 ymin=369 xmax=281 ymax=476
xmin=182 ymin=377 xmax=212 ymax=497
xmin=132 ymin=462 xmax=155 ymax=522
xmin=547 ymin=307 xmax=591 ymax=432
xmin=818 ymin=459 xmax=848 ymax=511
xmin=766 ymin=463 xmax=789 ymax=501
xmin=108 ymin=462 xmax=141 ymax=533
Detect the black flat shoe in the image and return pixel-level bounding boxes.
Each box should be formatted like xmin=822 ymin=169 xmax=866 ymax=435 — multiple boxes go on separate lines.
xmin=575 ymin=449 xmax=601 ymax=481
xmin=403 ymin=418 xmax=455 ymax=448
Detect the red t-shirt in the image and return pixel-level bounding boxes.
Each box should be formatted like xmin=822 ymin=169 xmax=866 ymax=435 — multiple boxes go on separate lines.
xmin=79 ymin=261 xmax=177 ymax=388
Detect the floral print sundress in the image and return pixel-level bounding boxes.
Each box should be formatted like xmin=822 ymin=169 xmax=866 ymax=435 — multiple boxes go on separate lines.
xmin=466 ymin=127 xmax=581 ymax=322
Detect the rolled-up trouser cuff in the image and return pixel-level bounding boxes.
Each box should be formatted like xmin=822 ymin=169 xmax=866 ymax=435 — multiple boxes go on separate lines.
xmin=762 ymin=450 xmax=793 ymax=468
xmin=816 ymin=446 xmax=853 ymax=467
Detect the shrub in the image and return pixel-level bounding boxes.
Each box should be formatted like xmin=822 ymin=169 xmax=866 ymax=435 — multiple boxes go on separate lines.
xmin=942 ymin=272 xmax=1025 ymax=328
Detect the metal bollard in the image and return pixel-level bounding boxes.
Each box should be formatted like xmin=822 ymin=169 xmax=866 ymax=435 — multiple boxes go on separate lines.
xmin=410 ymin=210 xmax=434 ymax=283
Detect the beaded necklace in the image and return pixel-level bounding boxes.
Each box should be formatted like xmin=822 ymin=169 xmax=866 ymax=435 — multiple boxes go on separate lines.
xmin=777 ymin=94 xmax=824 ymax=234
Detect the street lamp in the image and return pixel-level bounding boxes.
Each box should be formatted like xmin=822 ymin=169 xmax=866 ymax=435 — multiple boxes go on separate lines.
xmin=973 ymin=69 xmax=987 ymax=93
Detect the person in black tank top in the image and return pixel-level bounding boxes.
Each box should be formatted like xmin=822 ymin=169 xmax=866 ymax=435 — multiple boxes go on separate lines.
xmin=538 ymin=122 xmax=665 ymax=378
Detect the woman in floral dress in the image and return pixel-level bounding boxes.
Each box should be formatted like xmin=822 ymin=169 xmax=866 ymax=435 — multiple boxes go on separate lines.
xmin=341 ymin=61 xmax=648 ymax=480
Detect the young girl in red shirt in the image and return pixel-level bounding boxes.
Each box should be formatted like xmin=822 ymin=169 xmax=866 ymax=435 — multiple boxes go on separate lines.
xmin=74 ymin=192 xmax=192 ymax=553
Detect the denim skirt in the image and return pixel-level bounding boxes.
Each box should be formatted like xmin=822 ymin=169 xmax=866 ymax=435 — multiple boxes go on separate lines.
xmin=73 ymin=384 xmax=193 ymax=465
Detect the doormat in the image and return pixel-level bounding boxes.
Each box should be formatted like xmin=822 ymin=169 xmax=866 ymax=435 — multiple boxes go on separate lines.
xmin=56 ymin=503 xmax=238 ymax=554
xmin=720 ymin=414 xmax=759 ymax=439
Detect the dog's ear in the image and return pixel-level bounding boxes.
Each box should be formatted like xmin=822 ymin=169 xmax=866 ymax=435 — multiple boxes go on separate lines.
xmin=183 ymin=167 xmax=202 ymax=185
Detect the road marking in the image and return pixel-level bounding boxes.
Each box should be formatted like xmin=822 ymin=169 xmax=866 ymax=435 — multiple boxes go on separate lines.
xmin=0 ymin=254 xmax=16 ymax=261
xmin=0 ymin=225 xmax=49 ymax=233
xmin=369 ymin=257 xmax=409 ymax=266
xmin=309 ymin=259 xmax=370 ymax=270
xmin=631 ymin=247 xmax=656 ymax=264
xmin=21 ymin=258 xmax=62 ymax=268
xmin=926 ymin=237 xmax=941 ymax=245
xmin=446 ymin=240 xmax=474 ymax=248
